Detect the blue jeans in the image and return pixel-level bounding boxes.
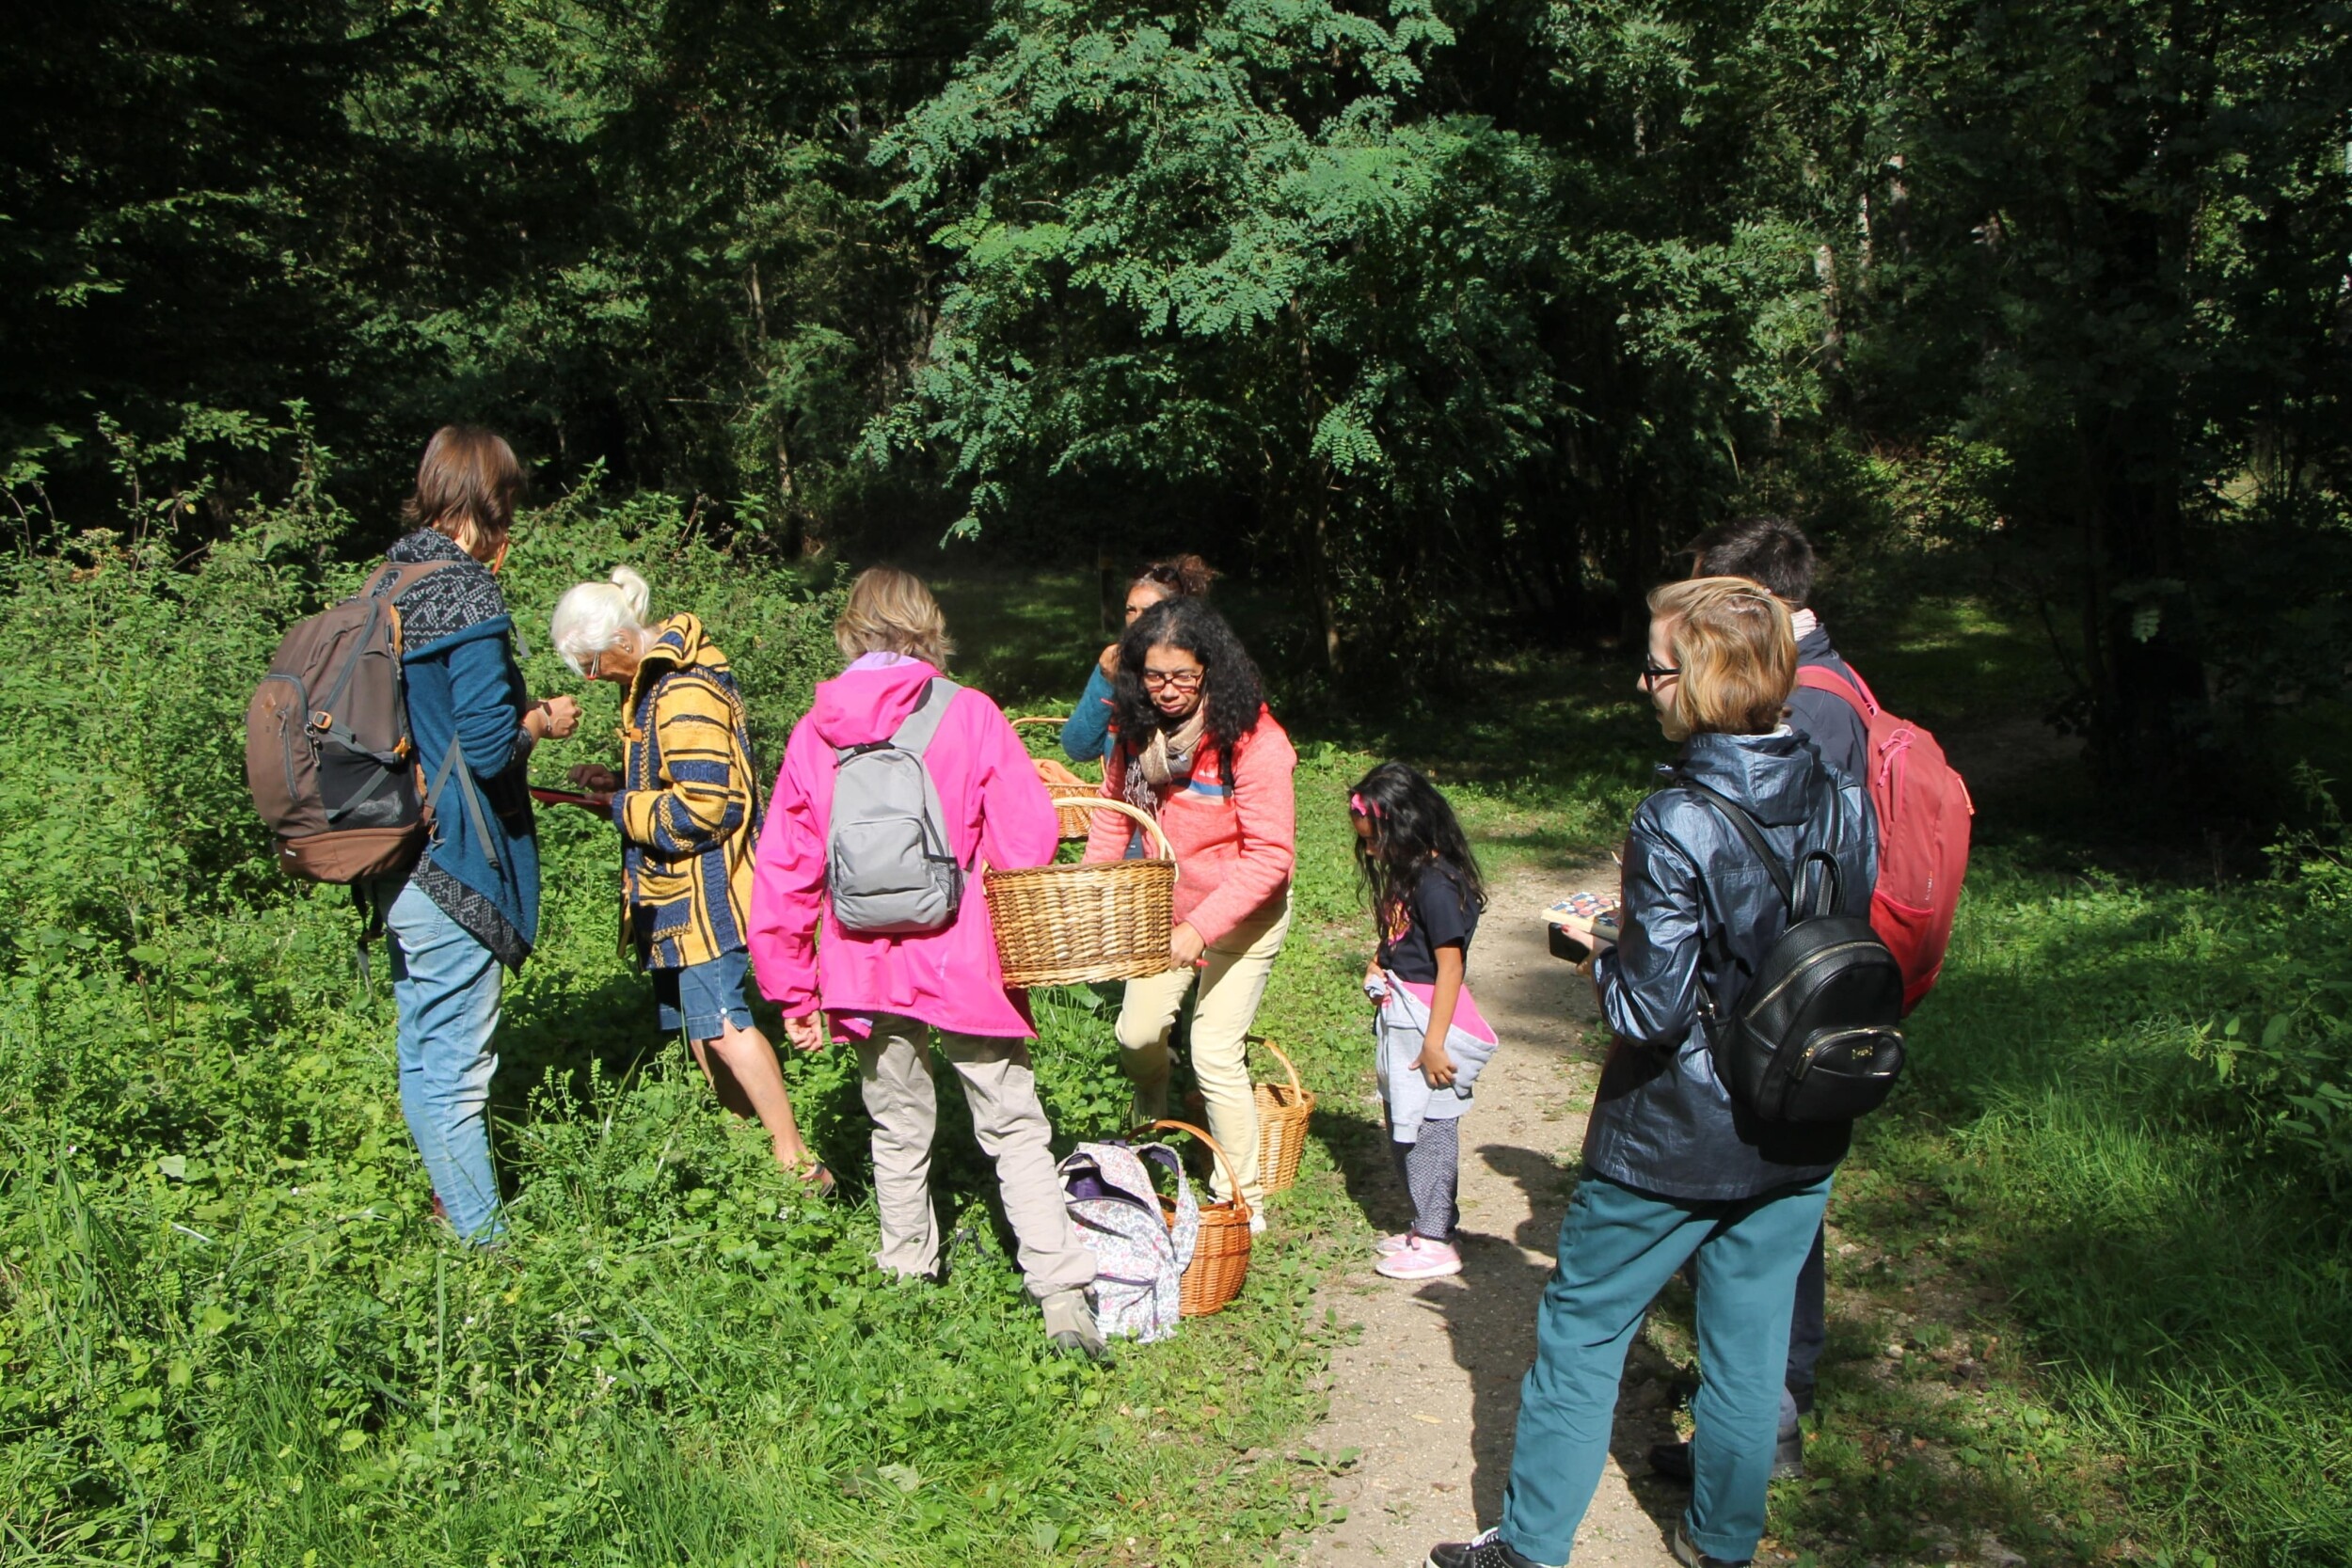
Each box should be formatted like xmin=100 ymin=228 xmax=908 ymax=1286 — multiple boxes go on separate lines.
xmin=652 ymin=947 xmax=755 ymax=1039
xmin=1500 ymin=1172 xmax=1833 ymax=1566
xmin=377 ymin=880 xmax=505 ymax=1242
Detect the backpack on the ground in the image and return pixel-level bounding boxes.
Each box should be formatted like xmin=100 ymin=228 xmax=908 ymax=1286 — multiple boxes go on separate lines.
xmin=245 ymin=560 xmax=457 ymax=884
xmin=1059 ymin=1140 xmax=1199 ymax=1343
xmin=1685 ymin=780 xmax=1908 ymax=1123
xmin=1793 ymin=665 xmax=1973 ymax=1013
xmin=827 ymin=677 xmax=971 ymax=934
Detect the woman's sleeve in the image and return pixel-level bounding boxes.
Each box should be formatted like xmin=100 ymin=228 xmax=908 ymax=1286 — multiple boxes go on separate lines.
xmin=976 ymin=696 xmax=1058 ymax=873
xmin=442 ymin=633 xmax=526 ymax=778
xmin=1060 ymin=665 xmax=1116 ymax=762
xmin=612 ymin=675 xmax=750 ymax=854
xmin=1594 ymin=811 xmax=1707 ymax=1046
xmin=1182 ymin=723 xmax=1296 ymax=946
xmin=1080 ymin=748 xmax=1132 ymax=863
xmin=748 ymin=723 xmax=826 ymax=1015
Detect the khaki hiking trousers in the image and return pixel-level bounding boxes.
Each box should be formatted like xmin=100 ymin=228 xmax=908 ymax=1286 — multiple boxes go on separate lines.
xmin=1115 ymin=890 xmax=1293 ymax=1210
xmin=857 ymin=1016 xmax=1097 ymax=1301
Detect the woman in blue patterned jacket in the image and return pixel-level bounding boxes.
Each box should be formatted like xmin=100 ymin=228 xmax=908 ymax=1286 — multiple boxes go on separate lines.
xmin=372 ymin=427 xmax=581 ymax=1243
xmin=553 ymin=566 xmax=831 ymax=1196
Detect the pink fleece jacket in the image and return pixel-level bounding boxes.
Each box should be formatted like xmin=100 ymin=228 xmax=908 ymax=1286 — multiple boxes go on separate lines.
xmin=1082 ymin=706 xmax=1296 ymax=945
xmin=748 ymin=659 xmax=1058 ymax=1038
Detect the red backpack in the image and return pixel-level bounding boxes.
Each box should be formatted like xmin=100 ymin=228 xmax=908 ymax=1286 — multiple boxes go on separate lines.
xmin=1793 ymin=665 xmax=1973 ymax=1014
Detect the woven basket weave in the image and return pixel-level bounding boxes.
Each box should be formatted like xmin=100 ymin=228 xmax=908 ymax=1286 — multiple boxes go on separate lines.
xmin=1012 ymin=716 xmax=1099 ymax=840
xmin=1137 ymin=1119 xmax=1252 ymax=1317
xmin=1250 ymin=1036 xmax=1314 ymax=1195
xmin=985 ymin=798 xmax=1177 ymax=989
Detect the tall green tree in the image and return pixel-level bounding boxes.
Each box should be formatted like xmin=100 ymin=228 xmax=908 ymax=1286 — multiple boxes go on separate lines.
xmin=1838 ymin=0 xmax=2352 ymax=790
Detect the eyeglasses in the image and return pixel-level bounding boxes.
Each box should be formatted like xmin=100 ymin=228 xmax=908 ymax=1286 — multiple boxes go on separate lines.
xmin=1142 ymin=668 xmax=1203 ymax=692
xmin=1640 ymin=661 xmax=1681 ymax=689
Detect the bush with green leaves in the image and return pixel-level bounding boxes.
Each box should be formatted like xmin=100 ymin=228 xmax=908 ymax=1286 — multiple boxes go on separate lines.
xmin=0 ymin=470 xmax=1370 ymax=1565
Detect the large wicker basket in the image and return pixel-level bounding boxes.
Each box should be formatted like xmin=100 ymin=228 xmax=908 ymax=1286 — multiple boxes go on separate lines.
xmin=1137 ymin=1118 xmax=1252 ymax=1316
xmin=986 ymin=798 xmax=1178 ymax=989
xmin=1251 ymin=1036 xmax=1315 ymax=1195
xmin=1012 ymin=716 xmax=1099 ymax=840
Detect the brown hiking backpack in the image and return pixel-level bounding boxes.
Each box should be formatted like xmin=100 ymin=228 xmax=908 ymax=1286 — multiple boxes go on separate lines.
xmin=245 ymin=559 xmax=458 ymax=883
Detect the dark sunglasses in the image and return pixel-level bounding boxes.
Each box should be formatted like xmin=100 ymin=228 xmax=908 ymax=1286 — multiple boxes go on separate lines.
xmin=1640 ymin=661 xmax=1681 ymax=689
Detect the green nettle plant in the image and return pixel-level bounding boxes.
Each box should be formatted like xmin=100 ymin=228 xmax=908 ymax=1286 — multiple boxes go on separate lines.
xmin=0 ymin=460 xmax=1356 ymax=1564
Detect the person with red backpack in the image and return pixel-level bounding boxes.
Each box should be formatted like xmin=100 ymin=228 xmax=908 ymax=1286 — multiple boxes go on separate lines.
xmin=1643 ymin=515 xmax=1972 ymax=1484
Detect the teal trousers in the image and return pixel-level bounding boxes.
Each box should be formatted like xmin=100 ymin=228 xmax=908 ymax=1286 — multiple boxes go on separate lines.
xmin=1499 ymin=1171 xmax=1832 ymax=1566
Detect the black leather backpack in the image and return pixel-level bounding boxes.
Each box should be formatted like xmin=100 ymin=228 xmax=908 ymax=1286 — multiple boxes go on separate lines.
xmin=1683 ymin=780 xmax=1907 ymax=1122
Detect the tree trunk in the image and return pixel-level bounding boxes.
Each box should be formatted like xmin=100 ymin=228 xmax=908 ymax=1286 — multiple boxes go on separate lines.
xmin=2079 ymin=406 xmax=2210 ymax=796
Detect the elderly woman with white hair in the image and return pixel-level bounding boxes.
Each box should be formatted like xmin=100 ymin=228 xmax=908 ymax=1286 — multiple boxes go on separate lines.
xmin=551 ymin=566 xmax=830 ymax=1195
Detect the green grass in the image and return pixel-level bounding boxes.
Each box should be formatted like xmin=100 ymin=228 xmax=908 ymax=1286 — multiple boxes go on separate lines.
xmin=7 ymin=531 xmax=2347 ymax=1567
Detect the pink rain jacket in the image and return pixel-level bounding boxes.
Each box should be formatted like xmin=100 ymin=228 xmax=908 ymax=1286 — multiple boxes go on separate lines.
xmin=748 ymin=659 xmax=1058 ymax=1038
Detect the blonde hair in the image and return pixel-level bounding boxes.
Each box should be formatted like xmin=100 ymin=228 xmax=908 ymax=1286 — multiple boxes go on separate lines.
xmin=1646 ymin=576 xmax=1795 ymax=738
xmin=402 ymin=426 xmax=526 ymax=555
xmin=835 ymin=566 xmax=953 ymax=669
xmin=550 ymin=566 xmax=653 ymax=676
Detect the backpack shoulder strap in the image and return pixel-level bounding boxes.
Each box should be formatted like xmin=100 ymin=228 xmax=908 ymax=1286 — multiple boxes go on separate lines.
xmin=888 ymin=677 xmax=961 ymax=757
xmin=1793 ymin=663 xmax=1880 ymax=719
xmin=362 ymin=557 xmax=461 ymax=601
xmin=1678 ymin=778 xmax=1794 ymax=909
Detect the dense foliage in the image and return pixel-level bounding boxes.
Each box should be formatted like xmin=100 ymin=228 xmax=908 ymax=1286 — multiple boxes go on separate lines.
xmin=8 ymin=0 xmax=2349 ymax=792
xmin=0 ymin=474 xmax=1376 ymax=1563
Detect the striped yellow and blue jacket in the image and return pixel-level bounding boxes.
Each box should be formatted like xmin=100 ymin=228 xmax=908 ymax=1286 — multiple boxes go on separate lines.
xmin=612 ymin=614 xmax=762 ymax=971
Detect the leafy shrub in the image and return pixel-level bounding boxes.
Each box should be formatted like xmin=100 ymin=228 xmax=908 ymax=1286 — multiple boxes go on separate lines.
xmin=2196 ymin=782 xmax=2352 ymax=1190
xmin=0 ymin=469 xmax=1347 ymax=1565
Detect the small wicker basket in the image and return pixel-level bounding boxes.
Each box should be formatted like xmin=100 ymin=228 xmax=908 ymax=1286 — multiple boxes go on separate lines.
xmin=1137 ymin=1118 xmax=1252 ymax=1316
xmin=1012 ymin=716 xmax=1099 ymax=841
xmin=986 ymin=798 xmax=1178 ymax=989
xmin=1250 ymin=1036 xmax=1315 ymax=1195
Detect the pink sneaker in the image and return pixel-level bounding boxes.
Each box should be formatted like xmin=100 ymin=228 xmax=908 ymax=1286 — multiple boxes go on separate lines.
xmin=1375 ymin=1235 xmax=1463 ymax=1280
xmin=1374 ymin=1230 xmax=1414 ymax=1257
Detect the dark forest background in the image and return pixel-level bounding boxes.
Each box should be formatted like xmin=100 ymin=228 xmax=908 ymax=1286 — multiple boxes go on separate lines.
xmin=8 ymin=0 xmax=2352 ymax=805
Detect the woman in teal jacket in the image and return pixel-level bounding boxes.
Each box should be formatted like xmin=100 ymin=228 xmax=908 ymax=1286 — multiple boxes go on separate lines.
xmin=369 ymin=427 xmax=580 ymax=1243
xmin=1058 ymin=556 xmax=1215 ymax=762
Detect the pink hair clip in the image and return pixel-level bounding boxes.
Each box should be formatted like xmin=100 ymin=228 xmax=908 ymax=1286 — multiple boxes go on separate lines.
xmin=1349 ymin=791 xmax=1383 ymax=818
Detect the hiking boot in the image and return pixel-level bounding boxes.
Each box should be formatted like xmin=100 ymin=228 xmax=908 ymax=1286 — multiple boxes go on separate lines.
xmin=1425 ymin=1528 xmax=1556 ymax=1568
xmin=1041 ymin=1289 xmax=1109 ymax=1363
xmin=1645 ymin=1428 xmax=1804 ymax=1484
xmin=1376 ymin=1233 xmax=1463 ymax=1280
xmin=1670 ymin=1522 xmax=1750 ymax=1567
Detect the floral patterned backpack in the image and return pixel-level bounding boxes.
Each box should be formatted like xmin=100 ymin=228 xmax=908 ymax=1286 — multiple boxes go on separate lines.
xmin=1058 ymin=1140 xmax=1199 ymax=1343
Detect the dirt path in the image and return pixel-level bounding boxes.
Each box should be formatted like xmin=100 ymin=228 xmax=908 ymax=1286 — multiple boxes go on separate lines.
xmin=1302 ymin=864 xmax=1687 ymax=1568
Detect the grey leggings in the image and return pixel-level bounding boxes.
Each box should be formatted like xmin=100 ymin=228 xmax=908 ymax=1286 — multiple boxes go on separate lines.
xmin=1389 ymin=1118 xmax=1460 ymax=1241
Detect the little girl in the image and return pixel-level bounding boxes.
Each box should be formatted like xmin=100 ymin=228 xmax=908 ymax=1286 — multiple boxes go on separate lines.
xmin=1352 ymin=762 xmax=1499 ymax=1281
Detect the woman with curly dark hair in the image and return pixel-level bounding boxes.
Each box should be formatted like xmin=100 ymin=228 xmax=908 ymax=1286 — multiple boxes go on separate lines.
xmin=1081 ymin=596 xmax=1295 ymax=1220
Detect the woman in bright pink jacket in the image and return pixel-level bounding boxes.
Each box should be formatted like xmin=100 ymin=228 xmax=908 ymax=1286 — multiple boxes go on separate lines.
xmin=748 ymin=567 xmax=1104 ymax=1359
xmin=1082 ymin=596 xmax=1296 ymax=1217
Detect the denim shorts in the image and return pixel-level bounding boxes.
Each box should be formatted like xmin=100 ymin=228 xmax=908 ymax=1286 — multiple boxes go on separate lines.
xmin=653 ymin=948 xmax=754 ymax=1039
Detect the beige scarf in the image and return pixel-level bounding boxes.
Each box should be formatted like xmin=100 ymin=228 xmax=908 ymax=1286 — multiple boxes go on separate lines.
xmin=1122 ymin=705 xmax=1209 ymax=815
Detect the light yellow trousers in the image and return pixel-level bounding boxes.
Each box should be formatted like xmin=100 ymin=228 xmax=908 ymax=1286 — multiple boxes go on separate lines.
xmin=1115 ymin=891 xmax=1293 ymax=1209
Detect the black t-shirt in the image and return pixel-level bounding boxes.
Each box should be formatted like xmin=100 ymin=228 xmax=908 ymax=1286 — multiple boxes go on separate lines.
xmin=1376 ymin=862 xmax=1480 ymax=984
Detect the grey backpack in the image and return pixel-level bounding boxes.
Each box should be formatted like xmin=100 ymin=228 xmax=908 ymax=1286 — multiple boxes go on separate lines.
xmin=828 ymin=678 xmax=970 ymax=934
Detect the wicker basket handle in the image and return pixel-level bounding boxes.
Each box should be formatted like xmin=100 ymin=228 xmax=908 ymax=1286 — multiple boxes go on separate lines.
xmin=1134 ymin=1118 xmax=1252 ymax=1221
xmin=1011 ymin=715 xmax=1068 ymax=731
xmin=1250 ymin=1034 xmax=1303 ymax=1101
xmin=1063 ymin=796 xmax=1176 ymax=863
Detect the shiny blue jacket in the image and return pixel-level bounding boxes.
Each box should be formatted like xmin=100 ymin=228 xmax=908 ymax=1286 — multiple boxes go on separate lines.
xmin=1581 ymin=728 xmax=1878 ymax=1201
